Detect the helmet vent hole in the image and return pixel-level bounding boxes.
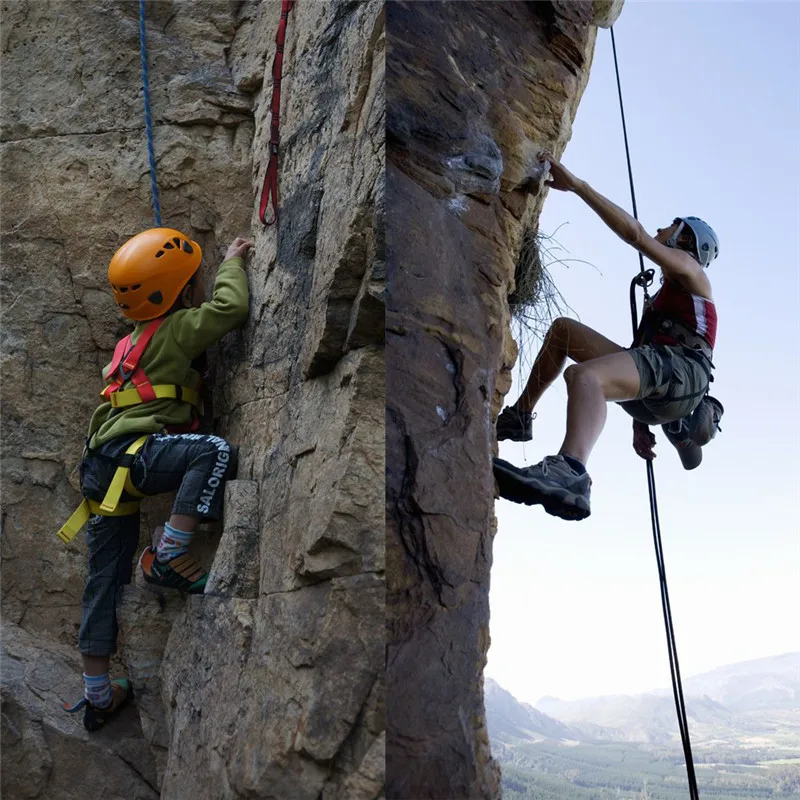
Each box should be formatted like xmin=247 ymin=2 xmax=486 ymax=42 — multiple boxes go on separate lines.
xmin=173 ymin=237 xmax=181 ymax=247
xmin=182 ymin=241 xmax=194 ymax=254
xmin=119 ymin=286 xmax=128 ymax=293
xmin=155 ymin=250 xmax=165 ymax=258
xmin=119 ymin=303 xmax=130 ymax=310
xmin=148 ymin=290 xmax=163 ymax=305
xmin=163 ymin=242 xmax=175 ymax=250
xmin=131 ymin=283 xmax=141 ymax=290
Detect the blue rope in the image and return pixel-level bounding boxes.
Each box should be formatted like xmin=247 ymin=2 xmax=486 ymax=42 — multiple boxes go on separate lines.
xmin=139 ymin=0 xmax=162 ymax=226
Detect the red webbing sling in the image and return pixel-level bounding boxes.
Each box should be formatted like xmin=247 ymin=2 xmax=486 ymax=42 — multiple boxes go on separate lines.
xmin=258 ymin=0 xmax=295 ymax=226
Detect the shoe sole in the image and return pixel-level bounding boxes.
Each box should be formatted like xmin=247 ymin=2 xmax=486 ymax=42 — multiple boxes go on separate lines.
xmin=138 ymin=549 xmax=206 ymax=595
xmin=496 ymin=430 xmax=533 ymax=443
xmin=493 ymin=459 xmax=590 ymax=521
xmin=138 ymin=549 xmax=167 ymax=598
xmin=142 ymin=572 xmax=206 ymax=595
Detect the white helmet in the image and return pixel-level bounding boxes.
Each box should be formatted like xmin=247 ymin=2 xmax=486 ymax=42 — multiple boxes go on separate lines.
xmin=667 ymin=216 xmax=720 ymax=268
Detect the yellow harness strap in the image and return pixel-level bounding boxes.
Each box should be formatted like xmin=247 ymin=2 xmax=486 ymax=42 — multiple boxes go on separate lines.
xmin=107 ymin=384 xmax=201 ymax=410
xmin=56 ymin=498 xmax=142 ymax=543
xmin=56 ymin=436 xmax=148 ymax=544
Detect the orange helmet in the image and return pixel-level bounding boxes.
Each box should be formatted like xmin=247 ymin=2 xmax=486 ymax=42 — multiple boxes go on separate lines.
xmin=108 ymin=228 xmax=202 ymax=321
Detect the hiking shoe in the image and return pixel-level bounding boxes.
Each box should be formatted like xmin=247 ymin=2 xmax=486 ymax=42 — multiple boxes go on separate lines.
xmin=496 ymin=406 xmax=535 ymax=442
xmin=688 ymin=395 xmax=724 ymax=446
xmin=138 ymin=547 xmax=208 ymax=594
xmin=662 ymin=419 xmax=702 ymax=471
xmin=493 ymin=455 xmax=591 ymax=520
xmin=63 ymin=678 xmax=133 ymax=733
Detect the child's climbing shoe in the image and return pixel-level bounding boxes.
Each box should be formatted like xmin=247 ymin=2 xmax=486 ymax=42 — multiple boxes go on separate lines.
xmin=495 ymin=406 xmax=534 ymax=442
xmin=493 ymin=455 xmax=591 ymax=520
xmin=138 ymin=547 xmax=208 ymax=594
xmin=63 ymin=678 xmax=133 ymax=733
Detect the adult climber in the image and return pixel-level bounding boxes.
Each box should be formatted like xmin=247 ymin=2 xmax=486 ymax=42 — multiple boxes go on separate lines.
xmin=493 ymin=152 xmax=719 ymax=520
xmin=63 ymin=228 xmax=251 ymax=730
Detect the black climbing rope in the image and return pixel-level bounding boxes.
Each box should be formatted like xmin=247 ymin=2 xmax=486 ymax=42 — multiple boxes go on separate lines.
xmin=610 ymin=26 xmax=700 ymax=800
xmin=139 ymin=0 xmax=162 ymax=226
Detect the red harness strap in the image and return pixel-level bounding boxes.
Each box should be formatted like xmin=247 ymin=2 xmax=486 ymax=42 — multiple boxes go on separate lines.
xmin=258 ymin=0 xmax=295 ymax=226
xmin=101 ymin=319 xmax=164 ymax=403
xmin=100 ymin=318 xmax=201 ymax=432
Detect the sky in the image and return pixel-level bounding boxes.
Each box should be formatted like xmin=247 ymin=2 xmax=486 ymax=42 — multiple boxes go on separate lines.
xmin=486 ymin=2 xmax=800 ymax=706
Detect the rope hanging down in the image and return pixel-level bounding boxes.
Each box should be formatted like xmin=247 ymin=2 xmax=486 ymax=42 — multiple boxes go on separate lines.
xmin=259 ymin=0 xmax=295 ymax=226
xmin=138 ymin=0 xmax=162 ymax=227
xmin=610 ymin=27 xmax=700 ymax=800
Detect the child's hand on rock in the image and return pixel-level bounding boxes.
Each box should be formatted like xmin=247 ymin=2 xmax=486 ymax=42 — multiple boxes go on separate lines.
xmin=225 ymin=238 xmax=254 ymax=261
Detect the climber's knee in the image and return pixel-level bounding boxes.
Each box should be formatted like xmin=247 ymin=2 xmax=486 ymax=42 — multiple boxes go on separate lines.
xmin=548 ymin=316 xmax=572 ymax=343
xmin=564 ymin=352 xmax=640 ymax=402
xmin=563 ymin=362 xmax=598 ymax=390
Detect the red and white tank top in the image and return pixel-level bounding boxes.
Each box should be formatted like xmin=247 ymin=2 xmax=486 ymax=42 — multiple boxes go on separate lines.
xmin=642 ymin=279 xmax=717 ymax=350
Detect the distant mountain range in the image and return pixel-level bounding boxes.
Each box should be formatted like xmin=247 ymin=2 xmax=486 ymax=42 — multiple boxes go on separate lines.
xmin=684 ymin=651 xmax=800 ymax=711
xmin=530 ymin=652 xmax=800 ymax=745
xmin=485 ymin=678 xmax=580 ymax=744
xmin=487 ymin=652 xmax=800 ymax=752
xmin=485 ymin=654 xmax=800 ymax=799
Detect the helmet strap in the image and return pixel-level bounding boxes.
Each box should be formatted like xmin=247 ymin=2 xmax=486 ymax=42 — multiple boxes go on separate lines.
xmin=665 ymin=220 xmax=685 ymax=250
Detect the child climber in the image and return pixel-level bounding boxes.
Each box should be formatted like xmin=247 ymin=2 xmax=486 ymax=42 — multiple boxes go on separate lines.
xmin=62 ymin=227 xmax=251 ymax=731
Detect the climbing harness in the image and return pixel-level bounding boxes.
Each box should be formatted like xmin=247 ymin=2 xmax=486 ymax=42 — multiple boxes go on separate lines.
xmin=258 ymin=0 xmax=295 ymax=226
xmin=139 ymin=0 xmax=162 ymax=226
xmin=610 ymin=27 xmax=700 ymax=800
xmin=56 ymin=436 xmax=148 ymax=544
xmin=635 ymin=284 xmax=715 ymax=362
xmin=100 ymin=318 xmax=201 ymax=413
xmin=56 ymin=319 xmax=202 ymax=544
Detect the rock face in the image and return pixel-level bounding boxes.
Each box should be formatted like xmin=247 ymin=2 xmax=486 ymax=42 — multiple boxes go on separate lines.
xmin=385 ymin=2 xmax=620 ymax=798
xmin=2 ymin=1 xmax=384 ymax=798
xmin=2 ymin=620 xmax=159 ymax=800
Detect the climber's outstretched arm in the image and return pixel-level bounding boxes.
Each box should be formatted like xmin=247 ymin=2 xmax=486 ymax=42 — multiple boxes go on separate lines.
xmin=539 ymin=152 xmax=710 ymax=296
xmin=539 ymin=151 xmax=637 ymax=240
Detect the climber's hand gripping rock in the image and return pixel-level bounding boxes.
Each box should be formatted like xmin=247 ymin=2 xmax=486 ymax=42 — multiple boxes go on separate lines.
xmin=539 ymin=151 xmax=581 ymax=193
xmin=225 ymin=238 xmax=254 ymax=261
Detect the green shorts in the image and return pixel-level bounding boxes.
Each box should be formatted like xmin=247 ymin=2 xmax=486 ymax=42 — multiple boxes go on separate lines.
xmin=618 ymin=344 xmax=710 ymax=426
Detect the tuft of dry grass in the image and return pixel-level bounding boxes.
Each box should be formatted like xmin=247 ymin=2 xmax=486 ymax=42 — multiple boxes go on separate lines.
xmin=508 ymin=222 xmax=597 ymax=376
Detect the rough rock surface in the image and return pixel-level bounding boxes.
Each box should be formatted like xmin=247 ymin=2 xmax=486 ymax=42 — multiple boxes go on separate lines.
xmin=1 ymin=620 xmax=158 ymax=800
xmin=116 ymin=585 xmax=186 ymax=788
xmin=385 ymin=2 xmax=621 ymax=798
xmin=2 ymin=1 xmax=384 ymax=797
xmin=205 ymin=479 xmax=260 ymax=598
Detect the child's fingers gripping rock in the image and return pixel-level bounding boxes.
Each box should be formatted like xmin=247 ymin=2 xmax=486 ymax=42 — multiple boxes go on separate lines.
xmin=225 ymin=238 xmax=254 ymax=261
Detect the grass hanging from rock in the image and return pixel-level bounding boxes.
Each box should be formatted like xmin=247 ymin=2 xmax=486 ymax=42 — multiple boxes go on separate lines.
xmin=509 ymin=222 xmax=600 ymax=379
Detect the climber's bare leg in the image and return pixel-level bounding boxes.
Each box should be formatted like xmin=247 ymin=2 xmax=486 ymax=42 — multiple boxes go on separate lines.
xmin=514 ymin=318 xmax=626 ymax=413
xmin=559 ymin=351 xmax=641 ymax=464
xmin=82 ymin=654 xmax=110 ymax=677
xmin=168 ymin=513 xmax=198 ymax=533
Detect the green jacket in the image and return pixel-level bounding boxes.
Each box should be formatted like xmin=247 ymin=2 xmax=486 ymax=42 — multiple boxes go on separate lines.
xmin=87 ymin=257 xmax=249 ymax=448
